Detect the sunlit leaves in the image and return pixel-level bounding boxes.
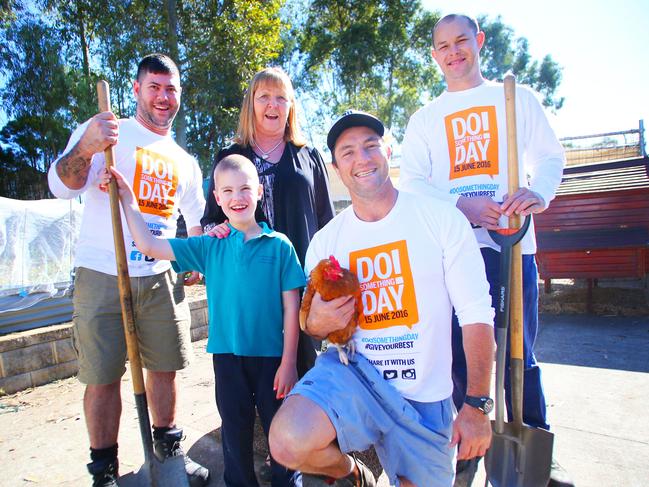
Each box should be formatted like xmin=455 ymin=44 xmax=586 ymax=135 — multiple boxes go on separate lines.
xmin=296 ymin=0 xmax=442 ymax=142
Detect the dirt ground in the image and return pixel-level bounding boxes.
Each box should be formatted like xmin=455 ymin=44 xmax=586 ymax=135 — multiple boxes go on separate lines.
xmin=184 ymin=281 xmax=207 ymax=301
xmin=2 ymin=279 xmax=647 ymax=486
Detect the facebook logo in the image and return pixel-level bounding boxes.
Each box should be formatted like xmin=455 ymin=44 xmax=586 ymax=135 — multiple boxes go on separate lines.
xmin=130 ymin=250 xmax=155 ymax=262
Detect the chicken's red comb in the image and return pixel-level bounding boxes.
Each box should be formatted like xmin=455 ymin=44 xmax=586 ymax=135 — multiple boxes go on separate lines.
xmin=328 ymin=255 xmax=340 ymax=269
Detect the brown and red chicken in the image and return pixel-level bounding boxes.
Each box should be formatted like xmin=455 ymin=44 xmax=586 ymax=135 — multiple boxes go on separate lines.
xmin=300 ymin=255 xmax=362 ymax=365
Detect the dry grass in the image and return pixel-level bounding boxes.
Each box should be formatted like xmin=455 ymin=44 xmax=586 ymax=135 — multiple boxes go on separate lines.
xmin=539 ymin=280 xmax=649 ymax=316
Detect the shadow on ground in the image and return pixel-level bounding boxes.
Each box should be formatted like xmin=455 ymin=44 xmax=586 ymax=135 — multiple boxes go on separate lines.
xmin=537 ymin=314 xmax=649 ymax=372
xmin=187 ymin=429 xmax=225 ymax=486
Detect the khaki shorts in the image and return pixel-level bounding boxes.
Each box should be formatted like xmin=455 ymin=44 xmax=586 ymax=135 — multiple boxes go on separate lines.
xmin=72 ymin=267 xmax=193 ymax=385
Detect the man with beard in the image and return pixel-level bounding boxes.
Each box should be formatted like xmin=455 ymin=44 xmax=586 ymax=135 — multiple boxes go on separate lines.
xmin=48 ymin=54 xmax=209 ymax=487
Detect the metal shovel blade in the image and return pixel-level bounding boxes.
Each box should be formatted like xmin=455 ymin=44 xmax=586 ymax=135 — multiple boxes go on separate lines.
xmin=118 ymin=455 xmax=190 ymax=487
xmin=485 ymin=420 xmax=554 ymax=487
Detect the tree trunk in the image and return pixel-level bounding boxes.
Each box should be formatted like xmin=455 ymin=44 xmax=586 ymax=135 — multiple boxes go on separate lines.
xmin=163 ymin=0 xmax=187 ymax=149
xmin=386 ymin=57 xmax=394 ymax=129
xmin=76 ymin=0 xmax=91 ymax=99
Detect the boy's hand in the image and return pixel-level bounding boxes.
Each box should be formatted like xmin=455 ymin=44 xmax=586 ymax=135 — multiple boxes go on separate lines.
xmin=183 ymin=271 xmax=202 ymax=286
xmin=206 ymin=221 xmax=231 ymax=239
xmin=109 ymin=167 xmax=137 ymax=207
xmin=98 ymin=167 xmax=110 ymax=193
xmin=273 ymin=361 xmax=298 ymax=400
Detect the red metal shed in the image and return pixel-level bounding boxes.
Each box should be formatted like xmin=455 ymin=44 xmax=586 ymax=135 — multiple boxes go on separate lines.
xmin=534 ymin=156 xmax=649 ymax=309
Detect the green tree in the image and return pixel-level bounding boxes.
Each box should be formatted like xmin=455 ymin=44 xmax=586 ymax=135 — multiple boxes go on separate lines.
xmin=0 ymin=16 xmax=75 ymax=173
xmin=0 ymin=7 xmax=85 ymax=197
xmin=295 ymin=0 xmax=442 ymax=143
xmin=178 ymin=0 xmax=284 ymax=170
xmin=59 ymin=0 xmax=285 ymax=171
xmin=1 ymin=0 xmax=285 ymax=193
xmin=479 ymin=15 xmax=564 ymax=110
xmin=73 ymin=0 xmax=168 ymax=117
xmin=0 ymin=145 xmax=50 ymax=199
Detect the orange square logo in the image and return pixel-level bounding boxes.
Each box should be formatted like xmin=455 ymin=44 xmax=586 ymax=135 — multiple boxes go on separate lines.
xmin=445 ymin=106 xmax=499 ymax=180
xmin=132 ymin=147 xmax=178 ymax=219
xmin=350 ymin=240 xmax=419 ymax=330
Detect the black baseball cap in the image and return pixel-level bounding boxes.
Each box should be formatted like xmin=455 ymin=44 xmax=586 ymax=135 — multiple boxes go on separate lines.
xmin=327 ymin=110 xmax=385 ymax=154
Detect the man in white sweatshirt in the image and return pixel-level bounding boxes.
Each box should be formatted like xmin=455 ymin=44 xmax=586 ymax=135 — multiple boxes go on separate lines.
xmin=400 ymin=14 xmax=572 ymax=487
xmin=48 ymin=54 xmax=208 ymax=487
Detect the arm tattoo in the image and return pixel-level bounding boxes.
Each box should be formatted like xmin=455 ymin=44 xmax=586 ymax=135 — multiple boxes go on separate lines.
xmin=55 ymin=142 xmax=93 ymax=189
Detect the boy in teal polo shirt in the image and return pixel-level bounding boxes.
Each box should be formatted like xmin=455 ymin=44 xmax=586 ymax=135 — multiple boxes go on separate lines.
xmin=109 ymin=154 xmax=305 ymax=487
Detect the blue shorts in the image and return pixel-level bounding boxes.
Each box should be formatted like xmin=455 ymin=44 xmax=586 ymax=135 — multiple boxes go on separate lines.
xmin=289 ymin=349 xmax=455 ymax=487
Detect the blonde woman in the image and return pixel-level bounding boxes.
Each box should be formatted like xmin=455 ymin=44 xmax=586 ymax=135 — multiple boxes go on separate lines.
xmin=202 ymin=67 xmax=334 ymax=273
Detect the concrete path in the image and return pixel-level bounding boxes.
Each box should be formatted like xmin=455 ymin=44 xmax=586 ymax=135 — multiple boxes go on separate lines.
xmin=1 ymin=313 xmax=647 ymax=486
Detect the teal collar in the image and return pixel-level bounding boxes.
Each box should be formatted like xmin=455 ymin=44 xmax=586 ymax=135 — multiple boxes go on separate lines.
xmin=226 ymin=221 xmax=273 ymax=241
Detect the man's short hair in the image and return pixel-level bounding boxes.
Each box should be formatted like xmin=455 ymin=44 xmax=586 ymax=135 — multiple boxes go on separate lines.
xmin=136 ymin=53 xmax=180 ymax=81
xmin=213 ymin=154 xmax=259 ymax=187
xmin=432 ymin=14 xmax=480 ymax=48
xmin=327 ymin=110 xmax=385 ymax=162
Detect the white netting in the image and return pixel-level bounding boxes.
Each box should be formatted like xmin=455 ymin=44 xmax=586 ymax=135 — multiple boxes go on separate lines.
xmin=0 ymin=197 xmax=83 ymax=312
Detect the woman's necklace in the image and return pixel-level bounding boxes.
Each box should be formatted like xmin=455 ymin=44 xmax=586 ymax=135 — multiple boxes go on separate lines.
xmin=253 ymin=138 xmax=284 ymax=160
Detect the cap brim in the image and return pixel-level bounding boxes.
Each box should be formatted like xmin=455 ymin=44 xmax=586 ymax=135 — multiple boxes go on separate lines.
xmin=327 ymin=113 xmax=385 ymax=154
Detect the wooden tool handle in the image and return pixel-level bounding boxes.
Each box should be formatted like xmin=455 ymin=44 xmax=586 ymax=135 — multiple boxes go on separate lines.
xmin=510 ymin=246 xmax=524 ymax=360
xmin=504 ymin=74 xmax=521 ymax=230
xmin=504 ymin=74 xmax=525 ymax=426
xmin=97 ymin=81 xmax=146 ymax=395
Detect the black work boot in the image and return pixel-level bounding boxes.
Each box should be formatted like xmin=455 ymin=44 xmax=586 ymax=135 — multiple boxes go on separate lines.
xmin=87 ymin=458 xmax=118 ymax=487
xmin=153 ymin=427 xmax=210 ymax=487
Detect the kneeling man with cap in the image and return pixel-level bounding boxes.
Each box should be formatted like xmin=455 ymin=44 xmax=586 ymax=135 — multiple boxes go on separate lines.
xmin=268 ymin=110 xmax=495 ymax=487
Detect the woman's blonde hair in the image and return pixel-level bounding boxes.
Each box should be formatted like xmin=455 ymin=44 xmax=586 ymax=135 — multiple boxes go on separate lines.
xmin=234 ymin=67 xmax=307 ymax=148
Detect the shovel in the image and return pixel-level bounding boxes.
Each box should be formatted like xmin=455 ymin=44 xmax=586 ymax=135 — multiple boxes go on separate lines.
xmin=97 ymin=81 xmax=190 ymax=487
xmin=483 ymin=74 xmax=553 ymax=487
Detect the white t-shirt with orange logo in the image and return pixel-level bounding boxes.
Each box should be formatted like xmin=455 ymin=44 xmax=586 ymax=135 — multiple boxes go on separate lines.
xmin=48 ymin=118 xmax=205 ymax=277
xmin=400 ymin=81 xmax=565 ymax=255
xmin=304 ymin=191 xmax=494 ymax=402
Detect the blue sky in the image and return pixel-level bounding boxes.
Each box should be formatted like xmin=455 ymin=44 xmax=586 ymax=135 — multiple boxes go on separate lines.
xmin=421 ymin=0 xmax=649 ymax=140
